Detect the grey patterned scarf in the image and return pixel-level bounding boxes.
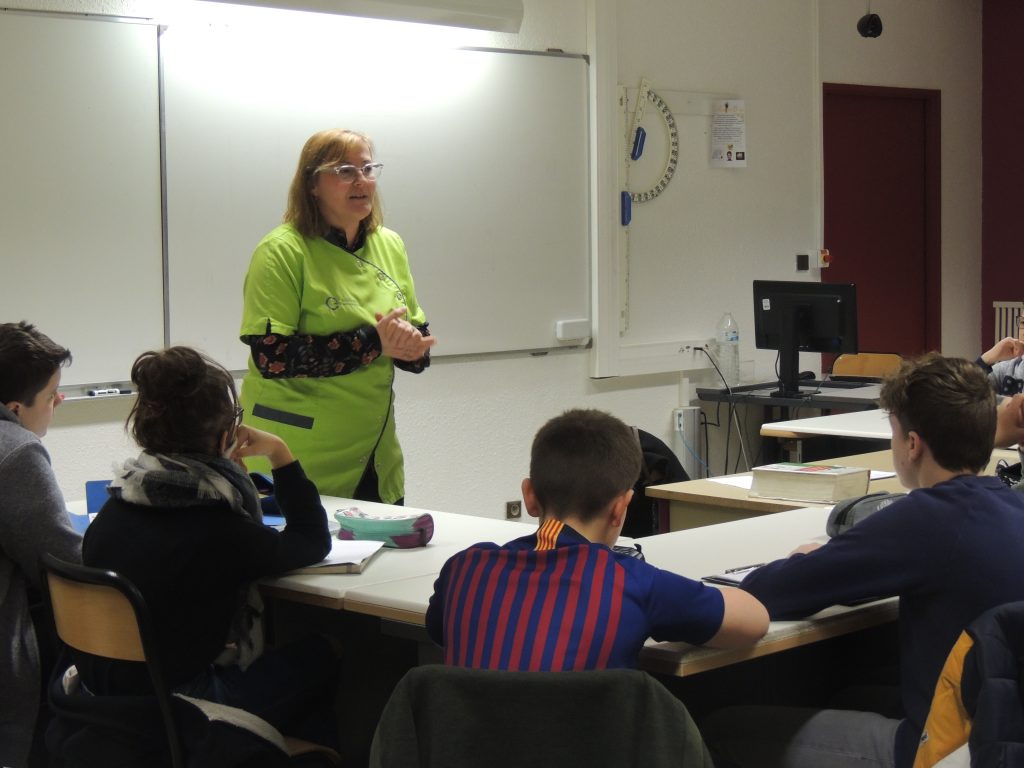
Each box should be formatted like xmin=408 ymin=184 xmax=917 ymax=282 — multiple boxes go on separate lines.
xmin=108 ymin=450 xmax=265 ymax=669
xmin=108 ymin=451 xmax=261 ymax=523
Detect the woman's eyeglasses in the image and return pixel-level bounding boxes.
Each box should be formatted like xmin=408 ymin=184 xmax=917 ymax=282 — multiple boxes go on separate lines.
xmin=321 ymin=163 xmax=384 ymax=182
xmin=232 ymin=406 xmax=244 ymax=431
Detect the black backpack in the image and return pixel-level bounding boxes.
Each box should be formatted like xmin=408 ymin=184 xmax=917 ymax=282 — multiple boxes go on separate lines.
xmin=622 ymin=428 xmax=690 ymax=538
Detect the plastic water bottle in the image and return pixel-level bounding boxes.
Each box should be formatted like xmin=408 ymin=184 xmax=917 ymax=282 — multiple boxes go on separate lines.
xmin=715 ymin=312 xmax=740 ymax=387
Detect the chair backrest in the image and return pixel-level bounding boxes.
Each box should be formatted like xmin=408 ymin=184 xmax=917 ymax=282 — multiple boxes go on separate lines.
xmin=624 ymin=427 xmax=690 ymax=538
xmin=369 ymin=665 xmax=713 ymax=768
xmin=914 ymin=600 xmax=1024 ymax=768
xmin=832 ymin=352 xmax=902 ymax=378
xmin=40 ymin=552 xmax=185 ymax=768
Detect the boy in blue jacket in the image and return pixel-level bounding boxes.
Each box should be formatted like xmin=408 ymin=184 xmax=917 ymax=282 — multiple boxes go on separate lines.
xmin=704 ymin=353 xmax=1024 ymax=768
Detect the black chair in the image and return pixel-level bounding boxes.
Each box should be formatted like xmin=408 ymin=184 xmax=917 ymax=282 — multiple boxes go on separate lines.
xmin=40 ymin=553 xmax=340 ymax=767
xmin=623 ymin=427 xmax=690 ymax=538
xmin=369 ymin=665 xmax=712 ymax=768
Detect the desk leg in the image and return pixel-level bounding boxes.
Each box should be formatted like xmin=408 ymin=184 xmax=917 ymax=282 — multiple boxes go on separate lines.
xmin=779 ymin=438 xmax=803 ymax=462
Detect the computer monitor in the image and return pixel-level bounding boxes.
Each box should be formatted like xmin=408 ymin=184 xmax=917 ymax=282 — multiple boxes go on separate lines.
xmin=752 ymin=280 xmax=858 ymax=397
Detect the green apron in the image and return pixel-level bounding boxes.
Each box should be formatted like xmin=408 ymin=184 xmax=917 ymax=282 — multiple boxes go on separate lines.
xmin=239 ymin=224 xmax=426 ymax=502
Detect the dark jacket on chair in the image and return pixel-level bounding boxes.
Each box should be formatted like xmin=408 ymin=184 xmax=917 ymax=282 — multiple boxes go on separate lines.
xmin=369 ymin=665 xmax=712 ymax=768
xmin=915 ymin=600 xmax=1024 ymax=767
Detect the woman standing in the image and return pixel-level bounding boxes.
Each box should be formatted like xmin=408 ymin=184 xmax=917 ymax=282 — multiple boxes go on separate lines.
xmin=240 ymin=129 xmax=434 ymax=504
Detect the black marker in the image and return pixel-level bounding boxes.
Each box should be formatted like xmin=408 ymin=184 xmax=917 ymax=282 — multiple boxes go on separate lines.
xmin=87 ymin=388 xmax=132 ymax=396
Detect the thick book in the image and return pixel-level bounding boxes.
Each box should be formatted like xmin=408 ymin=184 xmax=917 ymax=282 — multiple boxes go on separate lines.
xmin=287 ymin=537 xmax=385 ymax=575
xmin=749 ymin=462 xmax=870 ymax=503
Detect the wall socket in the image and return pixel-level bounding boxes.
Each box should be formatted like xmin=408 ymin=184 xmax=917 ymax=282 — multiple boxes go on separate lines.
xmin=505 ymin=500 xmax=522 ymax=519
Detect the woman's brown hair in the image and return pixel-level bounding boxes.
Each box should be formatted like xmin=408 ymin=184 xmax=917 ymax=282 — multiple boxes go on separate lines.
xmin=127 ymin=347 xmax=238 ymax=456
xmin=284 ymin=128 xmax=384 ymax=238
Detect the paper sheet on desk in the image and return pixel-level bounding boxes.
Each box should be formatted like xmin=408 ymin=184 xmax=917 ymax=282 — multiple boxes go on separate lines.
xmin=710 ymin=476 xmax=754 ymax=489
xmin=709 ymin=469 xmax=894 ymax=490
xmin=308 ymin=538 xmax=384 ymax=569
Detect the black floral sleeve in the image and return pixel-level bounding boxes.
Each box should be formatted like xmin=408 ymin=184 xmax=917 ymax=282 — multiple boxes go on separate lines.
xmin=245 ymin=322 xmax=431 ymax=378
xmin=245 ymin=328 xmax=381 ymax=378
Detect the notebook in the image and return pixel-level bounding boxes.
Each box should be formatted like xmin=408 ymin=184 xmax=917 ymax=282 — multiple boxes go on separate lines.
xmin=286 ymin=537 xmax=385 ymax=575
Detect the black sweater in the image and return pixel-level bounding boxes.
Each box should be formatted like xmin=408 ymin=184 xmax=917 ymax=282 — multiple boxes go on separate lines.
xmin=79 ymin=460 xmax=329 ymax=694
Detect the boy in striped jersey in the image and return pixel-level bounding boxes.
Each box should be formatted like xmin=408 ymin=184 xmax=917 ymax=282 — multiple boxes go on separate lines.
xmin=425 ymin=408 xmax=768 ymax=671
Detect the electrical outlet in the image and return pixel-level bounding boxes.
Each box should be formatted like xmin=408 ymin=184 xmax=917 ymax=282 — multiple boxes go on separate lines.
xmin=505 ymin=500 xmax=522 ymax=519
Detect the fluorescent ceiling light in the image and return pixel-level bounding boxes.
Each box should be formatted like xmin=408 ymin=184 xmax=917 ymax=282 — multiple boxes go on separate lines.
xmin=200 ymin=0 xmax=524 ymax=32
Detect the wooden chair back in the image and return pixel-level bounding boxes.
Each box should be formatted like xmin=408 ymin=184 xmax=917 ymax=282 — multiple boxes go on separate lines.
xmin=45 ymin=571 xmax=146 ymax=662
xmin=832 ymin=352 xmax=902 ymax=378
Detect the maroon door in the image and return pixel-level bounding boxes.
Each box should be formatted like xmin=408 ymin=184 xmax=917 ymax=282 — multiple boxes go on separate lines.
xmin=822 ymin=84 xmax=941 ymax=363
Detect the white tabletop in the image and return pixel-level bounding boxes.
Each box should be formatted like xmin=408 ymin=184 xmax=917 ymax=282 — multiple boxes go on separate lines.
xmin=339 ymin=505 xmax=899 ymax=677
xmin=760 ymin=408 xmax=892 ymax=440
xmin=261 ymin=497 xmax=537 ymax=608
xmin=345 ymin=505 xmax=837 ymax=622
xmin=813 ymin=383 xmax=882 ymax=401
xmin=634 ymin=507 xmax=897 ymax=675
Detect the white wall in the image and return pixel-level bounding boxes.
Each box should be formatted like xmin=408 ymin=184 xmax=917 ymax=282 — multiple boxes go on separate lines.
xmin=818 ymin=0 xmax=982 ymax=359
xmin=17 ymin=0 xmax=983 ymax=510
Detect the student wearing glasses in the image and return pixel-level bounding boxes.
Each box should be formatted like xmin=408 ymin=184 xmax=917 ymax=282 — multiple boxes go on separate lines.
xmin=976 ymin=313 xmax=1024 ymax=395
xmin=79 ymin=346 xmax=338 ymax=748
xmin=239 ymin=128 xmax=435 ymax=504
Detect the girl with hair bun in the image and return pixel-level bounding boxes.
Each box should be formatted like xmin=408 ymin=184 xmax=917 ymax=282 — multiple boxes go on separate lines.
xmin=78 ymin=346 xmax=339 ymax=748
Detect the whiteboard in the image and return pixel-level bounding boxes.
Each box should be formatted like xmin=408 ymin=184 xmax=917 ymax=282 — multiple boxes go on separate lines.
xmin=162 ymin=23 xmax=590 ymax=369
xmin=0 ymin=13 xmax=164 ymax=387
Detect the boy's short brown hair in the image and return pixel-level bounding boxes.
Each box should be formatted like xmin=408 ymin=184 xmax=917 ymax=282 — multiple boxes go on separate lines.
xmin=0 ymin=321 xmax=71 ymax=405
xmin=880 ymin=353 xmax=995 ymax=474
xmin=529 ymin=409 xmax=642 ymax=521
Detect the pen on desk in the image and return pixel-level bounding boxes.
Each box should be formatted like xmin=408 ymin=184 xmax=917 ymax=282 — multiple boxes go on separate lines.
xmin=87 ymin=388 xmax=132 ymax=396
xmin=724 ymin=562 xmax=766 ymax=574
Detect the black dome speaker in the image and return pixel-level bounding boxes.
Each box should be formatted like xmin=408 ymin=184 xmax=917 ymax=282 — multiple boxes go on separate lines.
xmin=857 ymin=13 xmax=883 ymax=38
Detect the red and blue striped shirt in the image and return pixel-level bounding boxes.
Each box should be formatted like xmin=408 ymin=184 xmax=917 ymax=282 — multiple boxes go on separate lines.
xmin=426 ymin=519 xmax=725 ymax=670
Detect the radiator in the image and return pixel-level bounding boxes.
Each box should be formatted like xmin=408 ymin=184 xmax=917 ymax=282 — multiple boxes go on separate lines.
xmin=994 ymin=301 xmax=1024 ymax=343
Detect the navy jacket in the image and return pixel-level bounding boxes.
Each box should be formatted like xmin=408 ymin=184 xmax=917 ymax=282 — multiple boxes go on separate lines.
xmin=741 ymin=475 xmax=1024 ymax=768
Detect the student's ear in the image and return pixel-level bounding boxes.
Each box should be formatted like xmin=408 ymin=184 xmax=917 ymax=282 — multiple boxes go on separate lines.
xmin=906 ymin=430 xmax=925 ymax=461
xmin=5 ymin=401 xmax=19 ymax=416
xmin=218 ymin=430 xmax=235 ymax=458
xmin=521 ymin=478 xmax=542 ymax=519
xmin=608 ymin=488 xmax=633 ymax=529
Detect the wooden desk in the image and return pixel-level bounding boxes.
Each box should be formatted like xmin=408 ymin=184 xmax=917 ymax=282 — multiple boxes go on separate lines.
xmin=647 ymin=449 xmax=898 ymax=529
xmin=647 ymin=448 xmax=1018 ymax=530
